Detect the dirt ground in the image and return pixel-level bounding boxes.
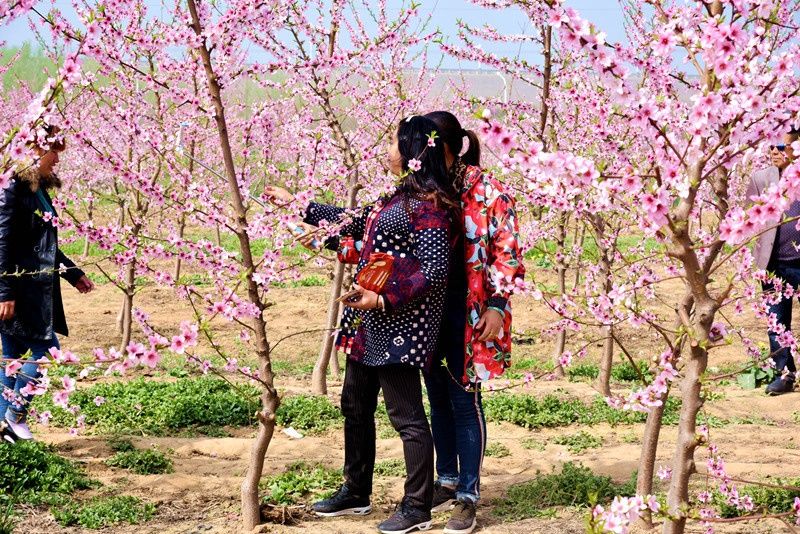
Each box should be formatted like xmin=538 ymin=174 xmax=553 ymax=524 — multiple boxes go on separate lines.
xmin=16 ymin=269 xmax=800 ymax=534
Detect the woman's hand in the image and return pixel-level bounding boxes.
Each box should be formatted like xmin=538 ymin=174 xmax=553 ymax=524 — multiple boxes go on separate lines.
xmin=75 ymin=275 xmax=95 ymax=294
xmin=344 ymin=285 xmax=380 ymax=310
xmin=475 ymin=308 xmax=503 ymax=341
xmin=0 ymin=301 xmax=15 ymax=321
xmin=264 ymin=185 xmax=293 ymax=204
xmin=293 ymin=222 xmax=322 ymax=250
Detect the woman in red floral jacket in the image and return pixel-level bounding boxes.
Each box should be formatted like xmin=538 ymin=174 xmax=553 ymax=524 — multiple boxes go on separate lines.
xmin=422 ymin=111 xmax=525 ymax=534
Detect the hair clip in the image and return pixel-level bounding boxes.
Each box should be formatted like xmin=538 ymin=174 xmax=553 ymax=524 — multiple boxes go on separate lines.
xmin=458 ymin=135 xmax=470 ymax=157
xmin=405 ymin=115 xmax=416 ymax=122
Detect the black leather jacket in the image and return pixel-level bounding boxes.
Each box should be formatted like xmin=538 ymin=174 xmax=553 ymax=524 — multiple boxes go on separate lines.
xmin=0 ymin=170 xmax=84 ymax=340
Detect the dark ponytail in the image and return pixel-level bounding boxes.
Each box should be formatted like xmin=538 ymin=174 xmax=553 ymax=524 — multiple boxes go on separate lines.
xmin=424 ymin=111 xmax=481 ymax=168
xmin=461 ymin=129 xmax=481 ymax=167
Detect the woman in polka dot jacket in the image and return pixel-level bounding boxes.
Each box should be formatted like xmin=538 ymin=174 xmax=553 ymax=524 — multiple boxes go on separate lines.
xmin=267 ymin=115 xmax=460 ymax=533
xmin=419 ymin=111 xmax=526 ymax=534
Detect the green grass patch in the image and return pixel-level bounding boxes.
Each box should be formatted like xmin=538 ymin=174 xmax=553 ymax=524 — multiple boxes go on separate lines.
xmin=566 ymin=362 xmax=600 ymax=380
xmin=374 ymin=458 xmax=406 ymax=477
xmin=0 ymin=441 xmax=94 ymax=501
xmin=493 ymin=462 xmax=630 ymax=520
xmin=714 ymin=477 xmax=800 ymax=518
xmin=106 ymin=448 xmax=173 ymax=475
xmin=521 ymin=437 xmax=546 ymax=451
xmin=275 ymin=395 xmax=343 ymax=434
xmin=483 ymin=392 xmax=681 ymax=429
xmin=485 ymin=442 xmax=511 ymax=458
xmin=552 ymin=431 xmax=602 ymax=454
xmin=52 ymin=495 xmax=155 ymax=529
xmin=272 ymin=360 xmax=316 ymax=377
xmin=0 ymin=441 xmax=97 ymax=532
xmin=522 ymin=235 xmax=661 ymax=265
xmin=272 ymin=275 xmax=328 ymax=288
xmin=566 ymin=361 xmax=651 ymax=383
xmin=261 ymin=462 xmax=341 ymax=505
xmin=34 ymin=377 xmax=258 ymax=435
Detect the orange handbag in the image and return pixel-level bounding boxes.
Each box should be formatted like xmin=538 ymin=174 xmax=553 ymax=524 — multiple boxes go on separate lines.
xmin=355 ymin=252 xmax=395 ymax=293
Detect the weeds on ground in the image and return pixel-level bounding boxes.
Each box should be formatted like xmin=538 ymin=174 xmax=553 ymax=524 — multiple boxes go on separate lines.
xmin=374 ymin=459 xmax=406 ymax=477
xmin=485 ymin=442 xmax=511 ymax=458
xmin=52 ymin=495 xmax=156 ymax=529
xmin=483 ymin=392 xmax=682 ymax=429
xmin=0 ymin=441 xmax=97 ymax=531
xmin=552 ymin=431 xmax=603 ymax=454
xmin=275 ymin=395 xmax=343 ymax=434
xmin=34 ymin=377 xmax=258 ymax=434
xmin=0 ymin=441 xmax=94 ymax=499
xmin=106 ymin=447 xmax=173 ymax=475
xmin=493 ymin=462 xmax=630 ymax=520
xmin=521 ymin=437 xmax=546 ymax=451
xmin=271 ymin=275 xmax=328 ymax=288
xmin=261 ymin=462 xmax=341 ymax=505
xmin=713 ymin=477 xmax=800 ymax=518
xmin=566 ymin=361 xmax=652 ymax=383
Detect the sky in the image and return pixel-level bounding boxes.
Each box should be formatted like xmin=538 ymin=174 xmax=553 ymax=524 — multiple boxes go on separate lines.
xmin=0 ymin=0 xmax=626 ymax=70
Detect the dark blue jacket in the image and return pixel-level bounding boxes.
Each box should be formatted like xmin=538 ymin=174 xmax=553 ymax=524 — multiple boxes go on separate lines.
xmin=0 ymin=169 xmax=84 ymax=340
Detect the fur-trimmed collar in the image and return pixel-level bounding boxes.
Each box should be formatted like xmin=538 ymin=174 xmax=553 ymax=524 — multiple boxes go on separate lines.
xmin=15 ymin=165 xmax=61 ymax=192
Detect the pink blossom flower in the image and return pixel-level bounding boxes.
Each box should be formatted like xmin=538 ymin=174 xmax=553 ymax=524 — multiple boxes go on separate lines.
xmin=657 ymin=466 xmax=672 ymax=480
xmin=141 ymin=350 xmax=160 ymax=369
xmin=4 ymin=360 xmax=22 ymax=377
xmin=53 ymin=390 xmax=71 ymax=409
xmin=171 ymin=335 xmax=187 ymax=354
xmin=407 ymin=158 xmax=422 ymax=172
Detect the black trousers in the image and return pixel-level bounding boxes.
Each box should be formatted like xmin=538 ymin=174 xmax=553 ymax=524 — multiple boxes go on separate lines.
xmin=341 ymin=360 xmax=434 ymax=509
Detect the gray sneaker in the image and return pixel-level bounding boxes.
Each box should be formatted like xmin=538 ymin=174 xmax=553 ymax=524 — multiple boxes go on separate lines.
xmin=443 ymin=500 xmax=477 ymax=534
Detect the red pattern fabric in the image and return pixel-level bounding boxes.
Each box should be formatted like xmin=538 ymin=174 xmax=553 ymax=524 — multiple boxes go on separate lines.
xmin=460 ymin=165 xmax=526 ymax=383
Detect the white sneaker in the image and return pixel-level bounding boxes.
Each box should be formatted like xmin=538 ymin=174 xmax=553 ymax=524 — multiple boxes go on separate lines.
xmin=5 ymin=417 xmax=33 ymax=440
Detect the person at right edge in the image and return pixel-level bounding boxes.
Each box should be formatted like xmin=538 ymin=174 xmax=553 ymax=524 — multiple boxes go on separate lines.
xmin=423 ymin=111 xmax=526 ymax=534
xmin=748 ymin=127 xmax=800 ymax=395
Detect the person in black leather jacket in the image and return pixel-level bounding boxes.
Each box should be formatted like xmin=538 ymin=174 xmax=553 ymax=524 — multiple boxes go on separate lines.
xmin=0 ymin=126 xmax=94 ymax=443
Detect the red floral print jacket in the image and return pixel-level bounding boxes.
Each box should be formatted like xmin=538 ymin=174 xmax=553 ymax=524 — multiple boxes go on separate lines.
xmin=460 ymin=165 xmax=525 ymax=383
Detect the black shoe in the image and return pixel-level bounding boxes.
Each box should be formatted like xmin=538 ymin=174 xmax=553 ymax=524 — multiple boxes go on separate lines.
xmin=431 ymin=481 xmax=456 ymax=513
xmin=378 ymin=498 xmax=432 ymax=534
xmin=766 ymin=376 xmax=795 ymax=396
xmin=312 ymin=484 xmax=371 ymax=517
xmin=444 ymin=500 xmax=477 ymax=534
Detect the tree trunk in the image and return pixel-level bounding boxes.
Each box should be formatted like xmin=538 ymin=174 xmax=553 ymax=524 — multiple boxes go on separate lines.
xmin=311 ymin=185 xmax=358 ymax=394
xmin=174 ymin=141 xmax=194 ymax=283
xmin=82 ymin=199 xmax=93 ymax=257
xmin=552 ymin=215 xmax=568 ymax=377
xmin=174 ymin=213 xmax=186 ymax=283
xmin=637 ymin=293 xmax=694 ymax=528
xmin=596 ymin=326 xmax=614 ymax=396
xmin=594 ymin=220 xmax=614 ymax=396
xmin=187 ymin=1 xmax=279 ymax=529
xmin=311 ymin=262 xmax=344 ymax=394
xmin=662 ymin=284 xmax=715 ymax=534
xmin=662 ymin=343 xmax=708 ymax=534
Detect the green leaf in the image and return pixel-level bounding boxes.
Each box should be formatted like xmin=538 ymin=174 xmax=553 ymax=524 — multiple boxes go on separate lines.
xmin=737 ymin=372 xmax=757 ymax=390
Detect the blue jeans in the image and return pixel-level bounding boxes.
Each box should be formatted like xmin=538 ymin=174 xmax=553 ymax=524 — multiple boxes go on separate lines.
xmin=424 ymin=364 xmax=486 ymax=503
xmin=763 ymin=262 xmax=800 ymax=379
xmin=0 ymin=333 xmax=59 ymax=423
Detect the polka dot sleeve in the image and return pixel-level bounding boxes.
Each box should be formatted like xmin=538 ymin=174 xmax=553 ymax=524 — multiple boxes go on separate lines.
xmin=303 ymin=201 xmax=372 ymax=251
